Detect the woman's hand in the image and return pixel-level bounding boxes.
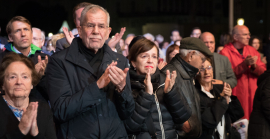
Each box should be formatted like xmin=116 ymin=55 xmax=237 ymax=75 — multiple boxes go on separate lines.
xmin=30 ymin=102 xmax=39 ymax=136
xmin=144 ymin=68 xmax=153 ymax=95
xmin=158 ymin=61 xmax=167 ymax=70
xmin=18 ymin=102 xmax=39 ymax=136
xmin=221 ymin=82 xmax=232 ymax=97
xmin=164 ymin=70 xmax=177 ymax=93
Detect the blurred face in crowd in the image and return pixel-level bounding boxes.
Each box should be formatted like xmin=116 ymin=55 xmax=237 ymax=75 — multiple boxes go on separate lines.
xmin=169 ymin=47 xmax=179 ymax=62
xmin=3 ymin=62 xmax=33 ymax=100
xmin=78 ymin=9 xmax=111 ymax=53
xmin=32 ymin=28 xmax=44 ymax=48
xmin=162 ymin=41 xmax=169 ymax=49
xmin=131 ymin=47 xmax=158 ymax=75
xmin=123 ymin=36 xmax=134 ymax=57
xmin=8 ymin=21 xmax=32 ymax=50
xmin=46 ymin=40 xmax=55 ymax=52
xmin=252 ymin=38 xmax=260 ymax=51
xmin=191 ymin=29 xmax=201 ymax=38
xmin=74 ymin=8 xmax=84 ymax=27
xmin=171 ymin=31 xmax=181 ymax=42
xmin=233 ymin=26 xmax=250 ymax=47
xmin=198 ymin=60 xmax=213 ymax=84
xmin=201 ymin=32 xmax=215 ymax=53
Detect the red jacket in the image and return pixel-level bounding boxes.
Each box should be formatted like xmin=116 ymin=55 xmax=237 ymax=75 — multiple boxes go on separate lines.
xmin=220 ymin=43 xmax=266 ymax=120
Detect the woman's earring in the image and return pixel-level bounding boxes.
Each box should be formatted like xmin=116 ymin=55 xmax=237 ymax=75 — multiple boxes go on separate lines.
xmin=134 ymin=67 xmax=136 ymax=71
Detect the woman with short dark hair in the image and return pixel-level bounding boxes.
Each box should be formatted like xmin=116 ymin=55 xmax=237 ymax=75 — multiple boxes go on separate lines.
xmin=125 ymin=38 xmax=191 ymax=139
xmin=0 ymin=52 xmax=56 ymax=139
xmin=195 ymin=59 xmax=243 ymax=139
xmin=166 ymin=44 xmax=179 ymax=63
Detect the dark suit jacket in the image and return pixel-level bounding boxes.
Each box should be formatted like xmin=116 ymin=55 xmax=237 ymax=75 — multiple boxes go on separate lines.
xmin=213 ymin=53 xmax=237 ymax=88
xmin=0 ymin=95 xmax=57 ymax=139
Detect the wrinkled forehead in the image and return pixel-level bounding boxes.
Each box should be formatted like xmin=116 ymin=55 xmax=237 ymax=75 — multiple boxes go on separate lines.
xmin=83 ymin=8 xmax=109 ymax=26
xmin=11 ymin=21 xmax=31 ymax=30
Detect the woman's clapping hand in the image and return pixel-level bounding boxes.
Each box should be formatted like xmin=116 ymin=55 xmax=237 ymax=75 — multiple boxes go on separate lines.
xmin=18 ymin=102 xmax=39 ymax=136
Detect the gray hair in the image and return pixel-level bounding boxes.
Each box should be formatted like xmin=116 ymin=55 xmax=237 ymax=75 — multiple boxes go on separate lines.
xmin=32 ymin=27 xmax=45 ymax=41
xmin=143 ymin=33 xmax=155 ymax=42
xmin=80 ymin=4 xmax=110 ymax=26
xmin=179 ymin=49 xmax=202 ymax=57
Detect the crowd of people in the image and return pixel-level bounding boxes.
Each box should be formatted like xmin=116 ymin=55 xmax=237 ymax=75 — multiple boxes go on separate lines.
xmin=0 ymin=2 xmax=270 ymax=139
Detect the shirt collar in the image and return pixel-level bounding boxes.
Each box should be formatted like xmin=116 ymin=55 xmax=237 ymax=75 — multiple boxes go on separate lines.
xmin=13 ymin=46 xmax=31 ymax=56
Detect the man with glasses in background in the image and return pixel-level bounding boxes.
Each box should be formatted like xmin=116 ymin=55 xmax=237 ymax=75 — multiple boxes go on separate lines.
xmin=220 ymin=25 xmax=266 ymax=132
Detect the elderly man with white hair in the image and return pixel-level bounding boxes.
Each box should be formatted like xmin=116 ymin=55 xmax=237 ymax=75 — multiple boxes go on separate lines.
xmin=46 ymin=4 xmax=134 ymax=139
xmin=32 ymin=27 xmax=45 ymax=49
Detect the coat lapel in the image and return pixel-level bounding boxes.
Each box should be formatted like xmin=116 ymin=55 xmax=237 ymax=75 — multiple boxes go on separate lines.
xmin=213 ymin=53 xmax=220 ymax=78
xmin=65 ymin=37 xmax=122 ymax=79
xmin=65 ymin=38 xmax=96 ymax=76
xmin=97 ymin=44 xmax=122 ymax=78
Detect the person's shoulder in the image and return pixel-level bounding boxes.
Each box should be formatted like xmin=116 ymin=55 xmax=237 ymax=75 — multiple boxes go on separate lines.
xmin=57 ymin=37 xmax=67 ymax=43
xmin=51 ymin=48 xmax=68 ymax=59
xmin=213 ymin=52 xmax=229 ymax=60
xmin=246 ymin=45 xmax=260 ymax=54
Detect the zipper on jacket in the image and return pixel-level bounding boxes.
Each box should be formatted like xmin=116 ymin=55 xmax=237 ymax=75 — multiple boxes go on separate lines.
xmin=134 ymin=81 xmax=166 ymax=138
xmin=154 ymin=83 xmax=165 ymax=139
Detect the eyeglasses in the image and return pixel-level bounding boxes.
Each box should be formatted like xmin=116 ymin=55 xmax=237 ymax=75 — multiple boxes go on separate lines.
xmin=32 ymin=37 xmax=43 ymax=41
xmin=199 ymin=65 xmax=212 ymax=72
xmin=81 ymin=23 xmax=109 ymax=31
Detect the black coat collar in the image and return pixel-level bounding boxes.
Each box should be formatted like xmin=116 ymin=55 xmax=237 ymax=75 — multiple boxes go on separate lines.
xmin=65 ymin=37 xmax=121 ymax=78
xmin=172 ymin=54 xmax=199 ymax=80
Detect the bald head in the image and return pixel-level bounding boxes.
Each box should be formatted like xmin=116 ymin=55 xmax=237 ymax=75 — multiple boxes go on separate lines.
xmin=200 ymin=32 xmax=215 ymax=53
xmin=232 ymin=25 xmax=250 ymax=48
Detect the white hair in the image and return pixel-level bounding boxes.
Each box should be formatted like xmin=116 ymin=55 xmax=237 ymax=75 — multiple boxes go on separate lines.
xmin=143 ymin=33 xmax=155 ymax=42
xmin=32 ymin=27 xmax=45 ymax=41
xmin=80 ymin=4 xmax=110 ymax=26
xmin=179 ymin=49 xmax=202 ymax=57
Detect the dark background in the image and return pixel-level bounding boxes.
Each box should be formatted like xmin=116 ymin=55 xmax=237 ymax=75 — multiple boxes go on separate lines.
xmin=0 ymin=0 xmax=269 ymax=45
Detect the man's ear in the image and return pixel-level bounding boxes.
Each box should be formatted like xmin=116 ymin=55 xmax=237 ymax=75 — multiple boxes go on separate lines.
xmin=188 ymin=51 xmax=196 ymax=62
xmin=233 ymin=34 xmax=238 ymax=42
xmin=77 ymin=26 xmax=82 ymax=38
xmin=8 ymin=34 xmax=13 ymax=42
xmin=106 ymin=27 xmax=112 ymax=40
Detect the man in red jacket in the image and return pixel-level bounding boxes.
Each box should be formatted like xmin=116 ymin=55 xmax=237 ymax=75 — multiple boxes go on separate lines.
xmin=220 ymin=25 xmax=266 ymax=120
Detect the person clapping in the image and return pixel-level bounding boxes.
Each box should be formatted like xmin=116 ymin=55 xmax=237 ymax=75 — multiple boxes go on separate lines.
xmin=0 ymin=53 xmax=56 ymax=139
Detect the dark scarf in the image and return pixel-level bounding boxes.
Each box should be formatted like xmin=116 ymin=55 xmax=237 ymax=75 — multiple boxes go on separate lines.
xmin=78 ymin=39 xmax=104 ymax=75
xmin=129 ymin=67 xmax=161 ymax=92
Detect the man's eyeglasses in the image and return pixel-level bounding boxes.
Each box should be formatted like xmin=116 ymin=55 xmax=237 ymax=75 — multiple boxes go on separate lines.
xmin=81 ymin=23 xmax=109 ymax=31
xmin=199 ymin=65 xmax=212 ymax=72
xmin=33 ymin=37 xmax=43 ymax=41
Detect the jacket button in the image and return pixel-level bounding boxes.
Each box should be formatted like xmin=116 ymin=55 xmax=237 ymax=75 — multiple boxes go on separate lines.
xmin=98 ymin=99 xmax=101 ymax=102
xmin=227 ymin=133 xmax=229 ymax=136
xmin=99 ymin=114 xmax=102 ymax=116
